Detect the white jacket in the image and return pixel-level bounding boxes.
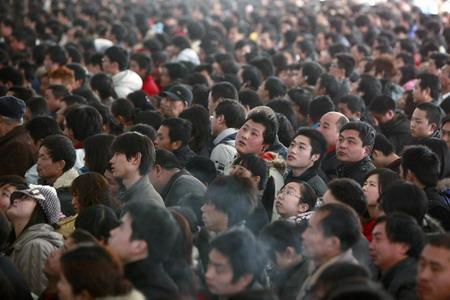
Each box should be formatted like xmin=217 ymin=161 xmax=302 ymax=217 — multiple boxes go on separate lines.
xmin=112 ymin=70 xmax=143 ymax=98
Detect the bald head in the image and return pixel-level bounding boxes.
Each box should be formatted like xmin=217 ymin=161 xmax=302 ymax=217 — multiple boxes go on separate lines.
xmin=318 ymin=112 xmax=349 ymax=146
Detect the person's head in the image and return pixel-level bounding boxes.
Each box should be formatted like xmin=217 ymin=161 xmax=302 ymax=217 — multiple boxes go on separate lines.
xmin=110 ymin=132 xmax=155 ymax=178
xmin=75 ymin=205 xmax=120 ymax=244
xmin=299 ymin=62 xmax=324 ymax=87
xmin=275 ymin=180 xmax=317 ymax=219
xmin=302 ymin=203 xmax=360 ymax=265
xmin=410 ymin=103 xmax=442 ymax=138
xmin=48 ymin=67 xmax=76 ymax=89
xmin=0 ymin=176 xmax=28 ymax=213
xmin=330 ymin=54 xmax=355 ymax=79
xmin=83 ymin=134 xmax=115 ymax=174
xmin=355 ymin=74 xmax=382 ymax=106
xmin=440 ymin=116 xmax=450 ymax=149
xmin=206 ymin=227 xmax=265 ymax=296
xmin=418 ymin=233 xmax=450 ymax=300
xmin=8 ymin=185 xmax=61 ymax=230
xmin=44 ymin=45 xmax=68 ymax=71
xmin=368 ymin=95 xmax=396 ymax=125
xmin=380 ymin=181 xmax=428 ymax=225
xmin=159 ymin=62 xmax=188 ymax=88
xmin=185 ymin=156 xmax=217 ymax=186
xmin=416 ymin=137 xmax=450 ymax=179
xmin=287 ymin=128 xmax=327 ymax=171
xmin=308 ymin=96 xmax=335 ymax=125
xmin=109 ymin=201 xmax=178 ymax=263
xmin=315 ymin=74 xmax=339 ymax=102
xmin=318 ymin=112 xmax=349 ymax=147
xmin=149 ymin=149 xmax=182 ymax=192
xmin=259 ymin=220 xmax=303 ymax=269
xmin=230 ymin=154 xmax=268 ymax=190
xmin=208 ymin=82 xmax=238 ymax=114
xmin=129 ymin=53 xmax=153 ymax=79
xmin=201 ymin=176 xmax=257 ymax=233
xmin=155 ymin=117 xmax=191 ymax=151
xmin=338 ymin=95 xmax=366 ymax=121
xmin=370 ymin=213 xmax=425 ymax=272
xmin=25 ymin=116 xmax=61 ymax=148
xmin=103 ymin=46 xmax=128 ymax=74
xmin=111 ymin=98 xmax=135 ymax=128
xmin=235 ymin=106 xmax=278 ymax=155
xmin=257 ymin=76 xmax=287 ymax=103
xmin=324 ymin=173 xmax=366 ymax=213
xmin=212 ymin=99 xmax=246 ymax=137
xmin=90 ymin=72 xmax=118 ymax=100
xmin=238 ymin=89 xmax=262 ymax=112
xmin=37 ymin=135 xmax=76 ymax=183
xmin=63 ymin=105 xmax=103 ymax=144
xmin=336 ymin=121 xmax=375 ymax=163
xmin=179 ymin=104 xmax=211 ymax=153
xmin=25 ymin=96 xmax=49 ymax=122
xmin=401 ymin=145 xmax=440 ymax=187
xmin=45 ymin=84 xmax=69 ymax=112
xmin=58 ymin=244 xmax=132 ymax=299
xmin=70 ymin=172 xmax=113 ymax=213
xmin=413 ymin=73 xmax=440 ymax=104
xmin=239 ymin=65 xmax=263 ymax=91
xmin=160 ymin=84 xmax=193 ymax=118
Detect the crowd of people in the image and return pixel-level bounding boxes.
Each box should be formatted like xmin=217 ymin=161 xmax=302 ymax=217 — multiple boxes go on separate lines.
xmin=0 ymin=0 xmax=450 ymax=299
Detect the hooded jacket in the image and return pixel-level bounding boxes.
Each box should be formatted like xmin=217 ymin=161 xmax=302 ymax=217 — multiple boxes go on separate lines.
xmin=7 ymin=223 xmax=63 ymax=296
xmin=113 ymin=70 xmax=143 ymax=98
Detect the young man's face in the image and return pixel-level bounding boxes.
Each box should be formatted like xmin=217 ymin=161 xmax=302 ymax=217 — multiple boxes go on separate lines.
xmin=109 ymin=213 xmax=137 ymax=262
xmin=413 ymin=79 xmax=431 ymax=104
xmin=235 ymin=119 xmax=268 ymax=155
xmin=336 ymin=129 xmax=369 ymax=163
xmin=275 ymin=182 xmax=304 ymax=218
xmin=369 ymin=222 xmax=407 ymax=272
xmin=287 ymin=135 xmax=316 ymax=171
xmin=410 ymin=108 xmax=435 ymax=138
xmin=159 ymin=97 xmax=186 ymax=118
xmin=201 ymin=202 xmax=228 ymax=233
xmin=45 ymin=88 xmax=61 ymax=112
xmin=302 ymin=211 xmax=337 ymax=264
xmin=417 ymin=244 xmax=450 ymax=300
xmin=205 ymin=249 xmax=250 ymax=296
xmin=440 ymin=122 xmax=450 ymax=148
xmin=155 ymin=125 xmax=176 ymax=151
xmin=0 ymin=184 xmax=16 ymax=212
xmin=109 ymin=152 xmax=138 ymax=179
xmin=159 ymin=67 xmax=171 ymax=88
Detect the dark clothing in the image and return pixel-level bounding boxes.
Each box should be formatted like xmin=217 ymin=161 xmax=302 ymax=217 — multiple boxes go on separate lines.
xmin=0 ymin=126 xmax=36 ymax=177
xmin=118 ymin=176 xmax=165 ymax=207
xmin=160 ymin=169 xmax=206 ymax=208
xmin=379 ymin=112 xmax=414 ymax=154
xmin=0 ymin=256 xmax=33 ymax=300
xmin=424 ymin=186 xmax=450 ymax=231
xmin=124 ymin=259 xmax=179 ymax=300
xmin=268 ymin=136 xmax=288 ymax=159
xmin=246 ymin=201 xmax=269 ymax=235
xmin=57 ymin=187 xmax=75 ymax=217
xmin=381 ymin=258 xmax=419 ymax=300
xmin=173 ymin=145 xmax=196 ymax=167
xmin=336 ymin=156 xmax=375 ymax=185
xmin=386 ymin=158 xmax=402 ymax=174
xmin=271 ymin=260 xmax=310 ymax=300
xmin=320 ymin=149 xmax=341 ymax=183
xmin=285 ymin=167 xmax=327 ymax=197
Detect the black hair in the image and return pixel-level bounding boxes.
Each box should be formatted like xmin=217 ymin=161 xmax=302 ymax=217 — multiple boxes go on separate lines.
xmin=61 ymin=95 xmax=87 ymax=107
xmin=249 ymin=57 xmax=274 ymax=79
xmin=26 ymin=116 xmax=61 ymax=143
xmin=185 ymin=156 xmax=217 ymax=186
xmin=335 ymin=53 xmax=356 ymax=78
xmin=46 ymin=45 xmax=68 ymax=66
xmin=8 ymin=86 xmax=33 ymax=103
xmin=160 ymin=117 xmax=192 ymax=147
xmin=104 ymin=46 xmax=128 ymax=71
xmin=293 ymin=128 xmax=328 ymax=167
xmin=111 ymin=98 xmax=135 ymax=124
xmin=375 ymin=213 xmax=425 ymax=259
xmin=301 ymin=62 xmax=324 ymax=86
xmin=239 ymin=89 xmax=262 ymax=109
xmin=369 ymin=95 xmax=396 ymax=114
xmin=210 ymin=81 xmax=238 ymax=102
xmin=318 ymin=74 xmax=340 ymax=102
xmin=264 ymin=76 xmax=287 ymax=99
xmin=266 ymin=98 xmax=297 ymax=129
xmin=215 ymin=99 xmax=246 ymax=129
xmin=357 ymin=74 xmax=382 ymax=106
xmin=134 ymin=110 xmax=163 ymax=130
xmin=380 ymin=181 xmax=428 ymax=224
xmin=162 ymin=62 xmax=189 ymax=82
xmin=129 ymin=124 xmax=156 ymax=142
xmin=327 ymin=178 xmax=367 ymax=217
xmin=416 ymin=138 xmax=450 ymax=179
xmin=417 ymin=73 xmax=440 ymax=101
xmin=339 ymin=95 xmax=365 ymax=114
xmin=48 ymin=84 xmax=69 ymax=99
xmin=0 ymin=66 xmax=23 ymax=87
xmin=283 ymin=179 xmax=317 ymax=211
xmin=240 ymin=65 xmax=263 ymax=90
xmin=245 ymin=108 xmax=279 ymax=146
xmin=154 ymin=149 xmax=182 ymax=170
xmin=40 ymin=134 xmax=76 ymax=172
xmin=373 ymin=133 xmax=395 ymax=155
xmin=309 ymin=96 xmax=335 ymax=124
xmin=172 ymin=36 xmax=191 ymax=50
xmin=232 ymin=154 xmax=269 ymax=191
xmin=415 ymin=102 xmax=443 ymax=128
xmin=288 ymin=88 xmax=312 ymax=117
xmin=401 ymin=145 xmax=440 ymax=187
xmin=430 ymin=52 xmax=449 ymax=69
xmin=179 ymin=105 xmax=211 ymax=154
xmin=90 ymin=73 xmax=118 ymax=100
xmin=315 ymin=203 xmax=361 ymax=251
xmin=111 ymin=132 xmax=155 ymax=175
xmin=127 ymin=90 xmax=154 ymax=111
xmin=427 ymin=233 xmax=450 ymax=250
xmin=340 ymin=121 xmax=376 ymax=149
xmin=65 ymin=105 xmax=103 ymax=142
xmin=396 ymin=52 xmax=415 ymax=66
xmin=259 ymin=220 xmax=303 ymax=259
xmin=130 ymin=53 xmax=153 ymax=75
xmin=75 ymin=204 xmax=120 ymax=243
xmin=66 ymin=63 xmax=87 ymax=82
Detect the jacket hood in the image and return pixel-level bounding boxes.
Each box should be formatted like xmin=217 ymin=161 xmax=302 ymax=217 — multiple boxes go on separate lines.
xmin=12 ymin=223 xmax=63 ymax=252
xmin=113 ymin=70 xmax=143 ymax=98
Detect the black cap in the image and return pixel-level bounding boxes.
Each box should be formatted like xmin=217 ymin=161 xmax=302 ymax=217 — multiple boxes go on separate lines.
xmin=0 ymin=96 xmax=26 ymax=120
xmin=161 ymin=84 xmax=193 ymax=106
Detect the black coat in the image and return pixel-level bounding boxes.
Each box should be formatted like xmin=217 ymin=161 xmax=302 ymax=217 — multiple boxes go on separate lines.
xmin=0 ymin=256 xmax=33 ymax=300
xmin=271 ymin=260 xmax=310 ymax=300
xmin=379 ymin=112 xmax=414 ymax=154
xmin=424 ymin=186 xmax=450 ymax=231
xmin=381 ymin=257 xmax=419 ymax=300
xmin=320 ymin=150 xmax=341 ymax=183
xmin=336 ymin=156 xmax=375 ymax=186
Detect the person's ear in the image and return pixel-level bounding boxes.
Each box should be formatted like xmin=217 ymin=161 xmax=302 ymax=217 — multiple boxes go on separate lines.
xmin=171 ymin=140 xmax=182 ymax=150
xmin=252 ymin=175 xmax=261 ymax=186
xmin=217 ymin=114 xmax=225 ymax=125
xmin=235 ymin=274 xmax=254 ymax=291
xmin=297 ymin=202 xmax=310 ymax=214
xmin=154 ymin=164 xmax=163 ymax=177
xmin=430 ymin=122 xmax=438 ymax=132
xmin=311 ymin=153 xmax=320 ymax=163
xmin=129 ymin=153 xmax=142 ymax=166
xmin=130 ymin=239 xmax=148 ymax=257
xmin=386 ymin=110 xmax=395 ymax=119
xmin=362 ymin=145 xmax=371 ymax=158
xmin=56 ymin=160 xmax=66 ymax=172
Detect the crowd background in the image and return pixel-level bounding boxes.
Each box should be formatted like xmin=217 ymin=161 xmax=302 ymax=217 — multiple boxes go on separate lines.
xmin=0 ymin=0 xmax=450 ymax=300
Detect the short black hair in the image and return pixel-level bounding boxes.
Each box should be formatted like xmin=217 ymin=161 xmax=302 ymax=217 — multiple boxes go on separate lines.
xmin=340 ymin=121 xmax=376 ymax=149
xmin=401 ymin=145 xmax=440 ymax=187
xmin=46 ymin=45 xmax=68 ymax=66
xmin=65 ymin=105 xmax=103 ymax=142
xmin=130 ymin=53 xmax=153 ymax=75
xmin=240 ymin=65 xmax=263 ymax=90
xmin=215 ymin=99 xmax=246 ymax=129
xmin=335 ymin=53 xmax=356 ymax=78
xmin=375 ymin=213 xmax=425 ymax=259
xmin=40 ymin=134 xmax=76 ymax=172
xmin=154 ymin=149 xmax=182 ymax=170
xmin=415 ymin=103 xmax=443 ymax=128
xmin=122 ymin=201 xmax=178 ymax=262
xmin=111 ymin=98 xmax=135 ymax=123
xmin=249 ymin=57 xmax=274 ymax=79
xmin=318 ymin=74 xmax=340 ymax=102
xmin=427 ymin=233 xmax=450 ymax=250
xmin=294 ymin=128 xmax=327 ymax=167
xmin=129 ymin=124 xmax=156 ymax=142
xmin=301 ymin=62 xmax=324 ymax=87
xmin=315 ymin=203 xmax=361 ymax=251
xmin=162 ymin=62 xmax=188 ymax=81
xmin=210 ymin=81 xmax=238 ymax=102
xmin=380 ymin=181 xmax=428 ymax=224
xmin=160 ymin=117 xmax=192 ymax=147
xmin=48 ymin=84 xmax=69 ymax=99
xmin=111 ymin=132 xmax=156 ymax=175
xmin=104 ymin=46 xmax=128 ymax=71
xmin=266 ymin=98 xmax=297 ymax=129
xmin=288 ymin=88 xmax=312 ymax=117
xmin=369 ymin=95 xmax=396 ymax=114
xmin=264 ymin=76 xmax=287 ymax=99
xmin=0 ymin=66 xmax=23 ymax=86
xmin=26 ymin=116 xmax=61 ymax=143
xmin=26 ymin=96 xmax=49 ymax=119
xmin=75 ymin=204 xmax=120 ymax=242
xmin=309 ymin=96 xmax=335 ymax=124
xmin=396 ymin=52 xmax=415 ymax=66
xmin=83 ymin=134 xmax=115 ymax=174
xmin=417 ymin=73 xmax=440 ymax=101
xmin=339 ymin=95 xmax=365 ymax=114
xmin=430 ymin=52 xmax=449 ymax=69
xmin=327 ymin=178 xmax=367 ymax=217
xmin=357 ymin=74 xmax=382 ymax=106
xmin=239 ymin=89 xmax=262 ymax=109
xmin=245 ymin=107 xmax=279 ymax=146
xmin=232 ymin=154 xmax=269 ymax=190
xmin=373 ymin=133 xmax=395 ymax=155
xmin=210 ymin=227 xmax=265 ymax=283
xmin=66 ymin=63 xmax=87 ymax=82
xmin=259 ymin=220 xmax=303 ymax=258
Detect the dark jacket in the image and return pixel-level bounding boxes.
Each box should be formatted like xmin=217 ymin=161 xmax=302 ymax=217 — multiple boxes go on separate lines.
xmin=0 ymin=126 xmax=36 ymax=177
xmin=336 ymin=156 xmax=375 ymax=186
xmin=285 ymin=167 xmax=327 ymax=197
xmin=173 ymin=145 xmax=196 ymax=167
xmin=381 ymin=257 xmax=419 ymax=300
xmin=160 ymin=170 xmax=206 ymax=208
xmin=0 ymin=256 xmax=33 ymax=300
xmin=424 ymin=186 xmax=450 ymax=231
xmin=124 ymin=259 xmax=179 ymax=300
xmin=320 ymin=149 xmax=341 ymax=183
xmin=379 ymin=111 xmax=414 ymax=154
xmin=271 ymin=259 xmax=311 ymax=300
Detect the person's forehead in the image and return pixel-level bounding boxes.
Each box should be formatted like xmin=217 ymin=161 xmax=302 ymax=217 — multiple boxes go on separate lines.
xmin=412 ymin=108 xmax=427 ymax=118
xmin=243 ymin=119 xmax=266 ymax=132
xmin=422 ymin=244 xmax=450 ymax=264
xmin=158 ymin=125 xmax=170 ymax=135
xmin=210 ymin=248 xmax=230 ymax=266
xmin=321 ymin=112 xmax=340 ymax=124
xmin=340 ymin=129 xmax=362 ymax=140
xmin=293 ymin=134 xmax=311 ymax=145
xmin=442 ymin=122 xmax=450 ymax=129
xmin=285 ymin=181 xmax=301 ymax=191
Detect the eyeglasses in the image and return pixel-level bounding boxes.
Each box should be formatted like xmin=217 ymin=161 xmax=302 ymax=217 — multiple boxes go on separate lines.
xmin=277 ymin=188 xmax=301 ymax=198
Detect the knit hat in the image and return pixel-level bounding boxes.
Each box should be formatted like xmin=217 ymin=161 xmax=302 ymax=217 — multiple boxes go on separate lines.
xmin=161 ymin=84 xmax=193 ymax=106
xmin=11 ymin=184 xmax=62 ymax=225
xmin=0 ymin=96 xmax=26 ymax=120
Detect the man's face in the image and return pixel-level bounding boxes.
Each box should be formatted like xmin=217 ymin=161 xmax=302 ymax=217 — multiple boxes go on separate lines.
xmin=45 ymin=89 xmax=60 ymax=112
xmin=287 ymin=135 xmax=315 ymax=171
xmin=317 ymin=113 xmax=340 ymax=147
xmin=338 ymin=103 xmax=359 ymax=120
xmin=235 ymin=120 xmax=268 ymax=155
xmin=201 ymin=202 xmax=228 ymax=233
xmin=101 ymin=56 xmax=115 ymax=75
xmin=109 ymin=152 xmax=136 ymax=180
xmin=205 ymin=249 xmax=250 ymax=296
xmin=108 ymin=213 xmax=137 ymax=262
xmin=410 ymin=108 xmax=434 ymax=139
xmin=159 ymin=97 xmax=186 ymax=118
xmin=417 ymin=244 xmax=450 ymax=300
xmin=129 ymin=60 xmax=145 ymax=78
xmin=257 ymin=81 xmax=269 ymax=103
xmin=155 ymin=125 xmax=176 ymax=151
xmin=413 ymin=79 xmax=430 ymax=104
xmin=336 ymin=129 xmax=368 ymax=163
xmin=441 ymin=122 xmax=450 ymax=148
xmin=302 ymin=211 xmax=335 ymax=263
xmin=37 ymin=146 xmax=63 ymax=180
xmin=439 ymin=65 xmax=450 ymax=92
xmin=369 ymin=222 xmax=407 ymax=272
xmin=159 ymin=67 xmax=171 ymax=88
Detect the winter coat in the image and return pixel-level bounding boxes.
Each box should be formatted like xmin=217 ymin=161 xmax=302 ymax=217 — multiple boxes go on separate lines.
xmin=336 ymin=156 xmax=375 ymax=186
xmin=271 ymin=259 xmax=311 ymax=300
xmin=113 ymin=70 xmax=143 ymax=98
xmin=379 ymin=111 xmax=413 ymax=154
xmin=0 ymin=256 xmax=33 ymax=300
xmin=160 ymin=170 xmax=206 ymax=207
xmin=7 ymin=223 xmax=64 ymax=296
xmin=118 ymin=176 xmax=165 ymax=207
xmin=381 ymin=257 xmax=419 ymax=300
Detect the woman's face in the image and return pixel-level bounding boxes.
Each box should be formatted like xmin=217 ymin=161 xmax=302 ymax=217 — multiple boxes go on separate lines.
xmin=0 ymin=184 xmax=16 ymax=213
xmin=6 ymin=195 xmax=36 ymax=223
xmin=362 ymin=174 xmax=380 ymax=217
xmin=71 ymin=193 xmax=80 ymax=213
xmin=229 ymin=164 xmax=253 ymax=178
